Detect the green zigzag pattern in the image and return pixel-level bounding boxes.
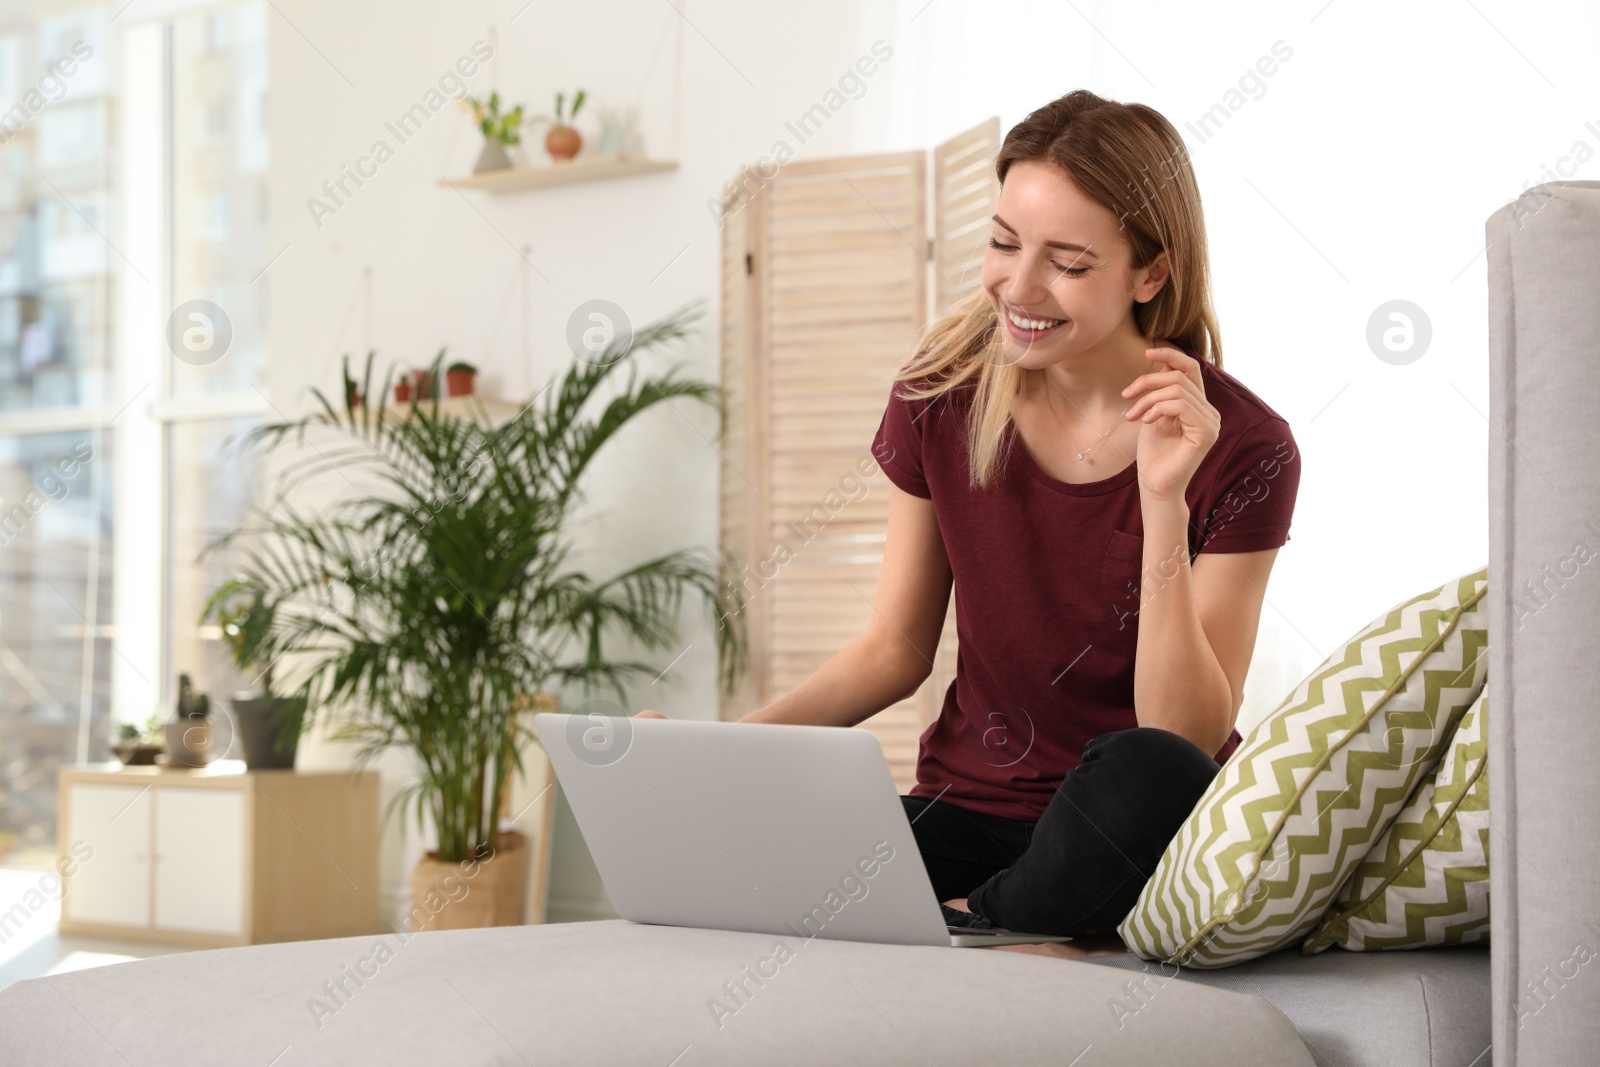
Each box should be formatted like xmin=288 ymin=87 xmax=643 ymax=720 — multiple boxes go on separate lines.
xmin=1303 ymin=687 xmax=1490 ymax=953
xmin=1119 ymin=567 xmax=1489 ymax=969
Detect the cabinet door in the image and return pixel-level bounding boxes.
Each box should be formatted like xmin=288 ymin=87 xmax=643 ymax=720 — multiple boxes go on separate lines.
xmin=153 ymin=787 xmax=245 ymax=935
xmin=63 ymin=783 xmax=151 ymax=928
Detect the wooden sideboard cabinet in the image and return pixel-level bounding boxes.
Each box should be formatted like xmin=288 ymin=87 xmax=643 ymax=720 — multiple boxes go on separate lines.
xmin=57 ymin=761 xmax=380 ymax=947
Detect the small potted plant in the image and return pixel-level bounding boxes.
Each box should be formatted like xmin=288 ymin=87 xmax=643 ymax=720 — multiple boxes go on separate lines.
xmin=446 ymin=360 xmax=477 ymax=398
xmin=204 ymin=582 xmax=308 ymax=769
xmin=111 ymin=717 xmax=164 ymax=766
xmin=394 ymin=371 xmax=414 ymax=405
xmin=464 ymin=91 xmax=525 ymax=174
xmin=532 ymin=89 xmax=586 ymax=162
xmin=162 ymin=673 xmax=215 ymax=767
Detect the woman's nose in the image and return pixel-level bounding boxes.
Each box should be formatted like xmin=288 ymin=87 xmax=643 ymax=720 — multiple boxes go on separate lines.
xmin=1001 ymin=258 xmax=1052 ymax=305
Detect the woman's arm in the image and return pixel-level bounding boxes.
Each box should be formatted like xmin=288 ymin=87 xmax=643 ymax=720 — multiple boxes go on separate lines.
xmin=739 ymin=482 xmax=954 ymax=728
xmin=1120 ymin=347 xmax=1282 ymax=754
xmin=1129 ymin=497 xmax=1235 ymax=752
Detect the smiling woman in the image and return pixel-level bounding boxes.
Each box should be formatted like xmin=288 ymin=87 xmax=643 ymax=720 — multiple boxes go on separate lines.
xmin=728 ymin=88 xmax=1302 ymax=943
xmin=866 ymin=90 xmax=1301 ymax=939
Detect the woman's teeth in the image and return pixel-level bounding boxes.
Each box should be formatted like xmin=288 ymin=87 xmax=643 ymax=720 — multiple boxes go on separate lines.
xmin=1007 ymin=309 xmax=1065 ymax=331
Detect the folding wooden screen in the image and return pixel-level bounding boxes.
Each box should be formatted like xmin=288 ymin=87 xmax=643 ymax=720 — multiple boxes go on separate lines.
xmin=718 ymin=119 xmax=1000 ymax=790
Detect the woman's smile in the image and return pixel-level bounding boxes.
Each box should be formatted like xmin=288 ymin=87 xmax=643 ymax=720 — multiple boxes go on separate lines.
xmin=1002 ymin=301 xmax=1069 ymax=343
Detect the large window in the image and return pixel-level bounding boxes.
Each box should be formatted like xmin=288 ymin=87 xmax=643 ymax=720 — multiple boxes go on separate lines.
xmin=0 ymin=8 xmax=113 ymax=416
xmin=168 ymin=4 xmax=268 ymax=400
xmin=0 ymin=0 xmax=268 ymax=870
xmin=0 ymin=430 xmax=111 ymax=866
xmin=0 ymin=4 xmax=117 ymax=869
xmin=167 ymin=416 xmax=262 ymax=709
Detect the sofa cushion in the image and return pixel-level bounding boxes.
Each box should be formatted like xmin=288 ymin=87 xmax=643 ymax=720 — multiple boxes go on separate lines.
xmin=0 ymin=919 xmax=1316 ymax=1066
xmin=1304 ymin=688 xmax=1490 ymax=954
xmin=1119 ymin=567 xmax=1489 ymax=968
xmin=1083 ymin=944 xmax=1490 ymax=1067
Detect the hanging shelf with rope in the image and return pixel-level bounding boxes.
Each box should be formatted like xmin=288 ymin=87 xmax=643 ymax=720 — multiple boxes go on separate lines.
xmin=440 ymin=11 xmax=684 ymax=194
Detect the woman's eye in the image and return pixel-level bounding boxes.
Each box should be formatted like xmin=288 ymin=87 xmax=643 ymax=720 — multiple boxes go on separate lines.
xmin=989 ymin=237 xmax=1089 ymax=278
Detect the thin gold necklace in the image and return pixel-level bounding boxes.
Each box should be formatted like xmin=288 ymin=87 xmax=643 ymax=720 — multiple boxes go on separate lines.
xmin=1048 ymin=359 xmax=1156 ymax=462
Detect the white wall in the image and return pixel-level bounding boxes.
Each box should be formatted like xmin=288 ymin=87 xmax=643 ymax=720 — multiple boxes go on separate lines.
xmin=267 ymin=0 xmax=902 ymax=922
xmin=269 ymin=0 xmax=1600 ymax=919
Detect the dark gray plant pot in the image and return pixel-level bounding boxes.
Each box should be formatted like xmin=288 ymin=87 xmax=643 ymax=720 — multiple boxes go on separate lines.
xmin=231 ymin=695 xmax=305 ymax=770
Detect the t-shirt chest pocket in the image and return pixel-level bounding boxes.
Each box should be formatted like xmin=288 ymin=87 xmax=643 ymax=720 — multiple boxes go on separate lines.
xmin=1098 ymin=528 xmax=1145 ymax=631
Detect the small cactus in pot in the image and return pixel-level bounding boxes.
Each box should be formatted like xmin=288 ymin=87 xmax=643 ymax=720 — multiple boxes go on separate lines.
xmin=163 ymin=673 xmax=216 ymax=766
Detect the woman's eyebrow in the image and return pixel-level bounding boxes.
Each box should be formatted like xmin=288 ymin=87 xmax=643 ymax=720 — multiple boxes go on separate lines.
xmin=991 ymin=215 xmax=1099 ymax=259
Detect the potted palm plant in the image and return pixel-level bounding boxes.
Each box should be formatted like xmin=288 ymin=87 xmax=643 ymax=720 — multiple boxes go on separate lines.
xmin=201 ymin=302 xmax=746 ymax=929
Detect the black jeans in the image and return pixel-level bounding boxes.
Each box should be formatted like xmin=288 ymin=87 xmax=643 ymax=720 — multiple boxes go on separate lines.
xmin=901 ymin=726 xmax=1221 ymax=936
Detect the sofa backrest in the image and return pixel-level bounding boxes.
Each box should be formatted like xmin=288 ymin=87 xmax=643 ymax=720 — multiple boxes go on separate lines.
xmin=1487 ymin=180 xmax=1600 ymax=1065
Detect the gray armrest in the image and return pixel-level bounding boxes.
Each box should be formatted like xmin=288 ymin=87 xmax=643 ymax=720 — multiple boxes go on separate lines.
xmin=1486 ymin=179 xmax=1600 ymax=1064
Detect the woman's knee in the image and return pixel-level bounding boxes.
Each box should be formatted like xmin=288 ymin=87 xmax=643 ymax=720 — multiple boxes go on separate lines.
xmin=1084 ymin=726 xmax=1220 ymax=795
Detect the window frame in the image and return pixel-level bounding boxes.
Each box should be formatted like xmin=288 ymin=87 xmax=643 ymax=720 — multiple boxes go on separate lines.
xmin=0 ymin=2 xmax=276 ymax=743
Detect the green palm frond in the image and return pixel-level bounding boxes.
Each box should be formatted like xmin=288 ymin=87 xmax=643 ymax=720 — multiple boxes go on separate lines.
xmin=200 ymin=303 xmax=746 ymax=862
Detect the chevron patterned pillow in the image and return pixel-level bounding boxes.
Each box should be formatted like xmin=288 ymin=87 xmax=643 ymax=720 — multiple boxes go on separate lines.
xmin=1117 ymin=567 xmax=1489 ymax=968
xmin=1301 ymin=687 xmax=1489 ymax=953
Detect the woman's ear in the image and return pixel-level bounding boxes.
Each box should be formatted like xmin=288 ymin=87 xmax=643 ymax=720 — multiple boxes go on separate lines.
xmin=1132 ymin=250 xmax=1171 ymax=304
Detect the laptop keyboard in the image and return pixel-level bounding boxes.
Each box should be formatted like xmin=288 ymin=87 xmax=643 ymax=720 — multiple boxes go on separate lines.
xmin=940 ymin=902 xmax=995 ymax=930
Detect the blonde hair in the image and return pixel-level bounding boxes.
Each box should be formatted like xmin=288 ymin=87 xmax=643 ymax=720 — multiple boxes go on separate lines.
xmin=895 ymin=90 xmax=1223 ymax=489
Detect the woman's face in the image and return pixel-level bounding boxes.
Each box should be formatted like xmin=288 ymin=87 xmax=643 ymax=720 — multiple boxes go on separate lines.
xmin=980 ymin=160 xmax=1168 ymax=368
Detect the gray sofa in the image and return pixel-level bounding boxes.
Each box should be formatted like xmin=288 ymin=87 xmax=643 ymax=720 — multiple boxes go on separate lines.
xmin=1 ymin=184 xmax=1592 ymax=1066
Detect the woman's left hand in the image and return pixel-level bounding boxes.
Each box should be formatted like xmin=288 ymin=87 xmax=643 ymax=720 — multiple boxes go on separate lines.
xmin=1122 ymin=346 xmax=1221 ymax=502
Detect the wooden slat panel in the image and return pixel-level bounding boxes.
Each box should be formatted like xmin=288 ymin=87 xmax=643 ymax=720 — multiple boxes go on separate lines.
xmin=718 ymin=167 xmax=765 ymax=721
xmin=933 ymin=117 xmax=1001 ymax=313
xmin=713 ymin=150 xmax=932 ymax=790
xmin=922 ymin=118 xmax=1001 ymax=730
xmin=715 ymin=132 xmax=1005 ymax=793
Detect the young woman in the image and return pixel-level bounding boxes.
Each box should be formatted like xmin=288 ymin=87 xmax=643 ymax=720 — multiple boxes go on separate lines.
xmin=646 ymin=90 xmax=1301 ymax=951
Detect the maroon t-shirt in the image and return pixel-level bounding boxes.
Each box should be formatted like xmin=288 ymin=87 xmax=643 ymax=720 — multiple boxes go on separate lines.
xmin=870 ymin=358 xmax=1302 ymax=822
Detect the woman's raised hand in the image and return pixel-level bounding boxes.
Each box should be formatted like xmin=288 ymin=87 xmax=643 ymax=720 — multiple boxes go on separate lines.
xmin=1122 ymin=345 xmax=1221 ymax=502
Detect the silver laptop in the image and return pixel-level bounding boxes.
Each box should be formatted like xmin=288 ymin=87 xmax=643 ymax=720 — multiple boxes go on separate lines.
xmin=535 ymin=712 xmax=1071 ymax=949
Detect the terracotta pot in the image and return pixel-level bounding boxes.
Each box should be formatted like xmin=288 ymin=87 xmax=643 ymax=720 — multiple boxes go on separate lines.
xmin=407 ymin=830 xmax=529 ymax=931
xmin=412 ymin=369 xmax=433 ymax=400
xmin=545 ymin=125 xmax=581 ymax=162
xmin=445 ymin=369 xmax=476 ymax=397
xmin=394 ymin=379 xmax=413 ymax=404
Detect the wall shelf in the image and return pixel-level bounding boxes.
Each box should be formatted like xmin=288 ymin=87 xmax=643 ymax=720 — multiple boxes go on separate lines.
xmin=343 ymin=396 xmax=530 ymax=425
xmin=441 ymin=155 xmax=678 ymax=194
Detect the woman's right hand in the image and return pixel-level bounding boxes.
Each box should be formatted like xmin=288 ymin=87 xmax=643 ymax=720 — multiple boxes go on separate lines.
xmin=634 ymin=709 xmax=667 ymax=719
